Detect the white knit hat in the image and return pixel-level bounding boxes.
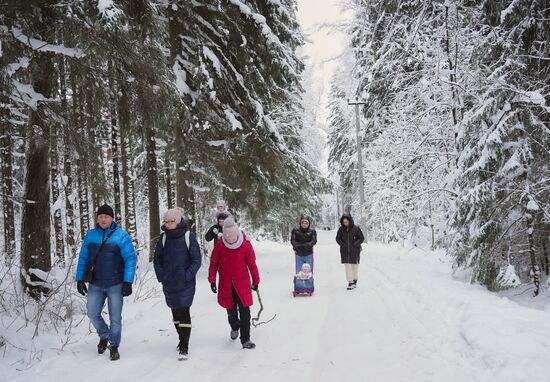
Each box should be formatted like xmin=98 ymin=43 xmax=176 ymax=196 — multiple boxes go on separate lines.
xmin=163 ymin=208 xmax=183 ymax=224
xmin=222 ymin=217 xmax=239 ymax=242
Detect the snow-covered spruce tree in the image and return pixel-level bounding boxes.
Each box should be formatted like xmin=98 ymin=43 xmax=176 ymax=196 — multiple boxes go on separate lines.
xmin=327 ymin=76 xmax=355 ymax=215
xmin=0 ymin=14 xmax=19 ymax=264
xmin=340 ymin=0 xmax=457 ymax=244
xmin=9 ymin=1 xmax=60 ymax=298
xmin=450 ymin=0 xmax=549 ymax=291
xmin=166 ymin=0 xmax=325 ymax=228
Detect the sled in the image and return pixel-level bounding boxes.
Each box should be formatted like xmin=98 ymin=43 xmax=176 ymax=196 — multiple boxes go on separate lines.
xmin=293 ymin=274 xmax=314 ymax=297
xmin=292 ymin=290 xmax=313 ymax=297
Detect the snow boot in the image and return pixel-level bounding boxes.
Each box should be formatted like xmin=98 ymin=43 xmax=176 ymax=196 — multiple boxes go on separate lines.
xmin=347 ymin=282 xmax=354 ymax=290
xmin=97 ymin=338 xmax=108 ymax=354
xmin=242 ymin=340 xmax=256 ymax=349
xmin=177 ymin=344 xmax=188 ymax=360
xmin=110 ymin=347 xmax=120 ymax=361
xmin=230 ymin=329 xmax=239 ymax=340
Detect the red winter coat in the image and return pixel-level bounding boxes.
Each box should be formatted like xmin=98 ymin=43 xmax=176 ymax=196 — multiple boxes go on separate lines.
xmin=208 ymin=238 xmax=260 ymax=309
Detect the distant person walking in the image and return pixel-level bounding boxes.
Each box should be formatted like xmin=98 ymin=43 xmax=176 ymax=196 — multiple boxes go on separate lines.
xmin=205 ymin=212 xmax=228 ymax=246
xmin=290 ymin=215 xmax=317 ymax=273
xmin=335 ymin=214 xmax=364 ymax=290
xmin=212 ymin=199 xmax=231 ymax=223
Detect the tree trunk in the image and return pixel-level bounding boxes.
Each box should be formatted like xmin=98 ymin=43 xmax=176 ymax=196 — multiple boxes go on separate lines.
xmin=0 ymin=122 xmax=15 ymax=265
xmin=175 ymin=123 xmax=186 ymax=208
xmin=165 ymin=146 xmax=173 ymax=209
xmin=86 ymin=83 xmax=102 ymax=213
xmin=429 ymin=200 xmax=435 ymax=251
xmin=444 ymin=5 xmax=461 ymax=156
xmin=118 ymin=76 xmax=138 ymax=247
xmin=144 ymin=121 xmax=160 ymax=262
xmin=175 ymin=123 xmax=196 ymax=231
xmin=21 ymin=128 xmax=51 ymax=298
xmin=61 ymin=59 xmax=75 ymax=254
xmin=526 ymin=214 xmax=540 ymax=296
xmin=21 ymin=43 xmax=55 ymax=297
xmin=72 ymin=71 xmax=90 ymax=239
xmin=0 ymin=0 xmax=15 ymax=265
xmin=50 ymin=105 xmax=65 ymax=267
xmin=169 ymin=8 xmax=195 ymax=226
xmin=543 ymin=239 xmax=549 ymax=276
xmin=109 ymin=61 xmax=122 ymax=222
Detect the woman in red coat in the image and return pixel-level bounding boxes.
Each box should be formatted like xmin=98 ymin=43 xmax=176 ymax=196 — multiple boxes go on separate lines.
xmin=208 ymin=217 xmax=260 ymax=349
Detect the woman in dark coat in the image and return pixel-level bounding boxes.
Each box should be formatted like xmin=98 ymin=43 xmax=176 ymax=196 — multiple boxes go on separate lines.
xmin=335 ymin=214 xmax=364 ymax=290
xmin=290 ymin=215 xmax=317 ymax=273
xmin=154 ymin=208 xmax=202 ymax=359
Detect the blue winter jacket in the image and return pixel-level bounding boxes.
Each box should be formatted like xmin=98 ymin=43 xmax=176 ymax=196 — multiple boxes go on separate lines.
xmin=75 ymin=222 xmax=137 ymax=287
xmin=154 ymin=220 xmax=202 ymax=309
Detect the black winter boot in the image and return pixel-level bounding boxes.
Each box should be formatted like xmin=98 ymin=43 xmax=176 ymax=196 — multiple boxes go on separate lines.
xmin=230 ymin=329 xmax=239 ymax=340
xmin=110 ymin=347 xmax=120 ymax=361
xmin=177 ymin=342 xmax=188 ymax=360
xmin=242 ymin=340 xmax=256 ymax=349
xmin=97 ymin=338 xmax=108 ymax=354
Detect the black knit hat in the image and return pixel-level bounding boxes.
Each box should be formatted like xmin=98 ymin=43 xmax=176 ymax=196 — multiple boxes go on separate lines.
xmin=217 ymin=212 xmax=229 ymax=222
xmin=97 ymin=204 xmax=114 ymax=219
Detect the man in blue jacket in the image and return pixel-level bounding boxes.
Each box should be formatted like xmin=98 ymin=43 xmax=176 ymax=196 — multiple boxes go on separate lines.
xmin=75 ymin=204 xmax=137 ymax=361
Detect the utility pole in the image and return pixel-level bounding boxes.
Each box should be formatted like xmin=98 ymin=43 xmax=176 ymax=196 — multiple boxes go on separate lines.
xmin=336 ymin=186 xmax=341 ymax=224
xmin=339 ymin=169 xmax=347 ymax=214
xmin=347 ymin=99 xmax=367 ymax=230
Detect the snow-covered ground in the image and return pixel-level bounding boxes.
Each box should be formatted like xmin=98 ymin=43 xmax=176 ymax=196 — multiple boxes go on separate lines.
xmin=3 ymin=230 xmax=550 ymax=382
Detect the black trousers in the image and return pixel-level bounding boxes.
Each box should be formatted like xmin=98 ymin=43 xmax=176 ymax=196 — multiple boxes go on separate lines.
xmin=172 ymin=307 xmax=191 ymax=350
xmin=226 ymin=287 xmax=251 ymax=344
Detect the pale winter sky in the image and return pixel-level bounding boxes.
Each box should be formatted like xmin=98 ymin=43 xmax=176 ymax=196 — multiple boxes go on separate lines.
xmin=295 ymin=0 xmax=352 ymax=175
xmin=296 ymin=0 xmax=352 ymax=124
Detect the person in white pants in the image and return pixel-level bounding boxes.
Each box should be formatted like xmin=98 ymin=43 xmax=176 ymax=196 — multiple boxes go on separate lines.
xmin=335 ymin=214 xmax=365 ymax=290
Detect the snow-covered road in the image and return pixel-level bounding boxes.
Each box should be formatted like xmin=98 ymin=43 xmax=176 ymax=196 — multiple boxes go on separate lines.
xmin=6 ymin=230 xmax=550 ymax=382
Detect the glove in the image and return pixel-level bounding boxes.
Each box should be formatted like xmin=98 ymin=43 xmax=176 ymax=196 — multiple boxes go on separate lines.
xmin=122 ymin=282 xmax=133 ymax=297
xmin=210 ymin=283 xmax=217 ymax=293
xmin=217 ymin=232 xmax=223 ymax=239
xmin=77 ymin=281 xmax=88 ymax=296
xmin=251 ymin=284 xmax=258 ymax=291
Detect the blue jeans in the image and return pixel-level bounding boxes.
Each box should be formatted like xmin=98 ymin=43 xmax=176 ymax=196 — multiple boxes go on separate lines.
xmin=295 ymin=254 xmax=313 ymax=273
xmin=87 ymin=283 xmax=123 ymax=348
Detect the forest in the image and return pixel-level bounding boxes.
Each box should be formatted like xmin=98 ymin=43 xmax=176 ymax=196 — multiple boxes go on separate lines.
xmin=1 ymin=0 xmax=327 ymax=298
xmin=328 ymin=0 xmax=549 ymax=292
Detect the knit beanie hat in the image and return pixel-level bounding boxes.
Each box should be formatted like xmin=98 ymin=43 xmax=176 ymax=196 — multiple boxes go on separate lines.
xmin=222 ymin=216 xmax=239 ymax=242
xmin=163 ymin=208 xmax=183 ymax=225
xmin=97 ymin=204 xmax=114 ymax=219
xmin=217 ymin=212 xmax=229 ymax=223
xmin=216 ymin=199 xmax=226 ymax=208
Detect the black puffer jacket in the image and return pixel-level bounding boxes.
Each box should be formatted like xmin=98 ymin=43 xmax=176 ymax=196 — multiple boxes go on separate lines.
xmin=336 ymin=214 xmax=364 ymax=264
xmin=291 ymin=216 xmax=317 ymax=256
xmin=205 ymin=224 xmax=223 ymax=245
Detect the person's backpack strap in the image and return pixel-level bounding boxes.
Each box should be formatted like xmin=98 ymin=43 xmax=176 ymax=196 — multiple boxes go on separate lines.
xmin=161 ymin=231 xmax=190 ymax=251
xmin=185 ymin=231 xmax=190 ymax=250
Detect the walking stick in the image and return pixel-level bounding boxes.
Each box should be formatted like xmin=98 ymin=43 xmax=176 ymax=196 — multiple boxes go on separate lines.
xmin=251 ymin=288 xmax=276 ymax=327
